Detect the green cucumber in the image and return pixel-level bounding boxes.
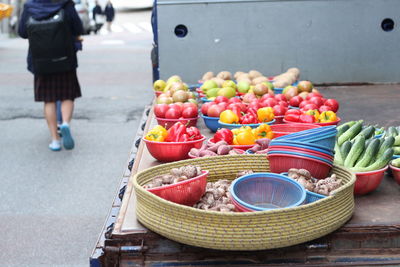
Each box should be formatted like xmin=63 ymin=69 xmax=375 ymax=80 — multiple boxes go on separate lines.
xmin=344 ymin=135 xmax=366 ymax=168
xmin=334 ymin=142 xmax=344 ymax=165
xmin=388 ymin=126 xmax=398 ymax=137
xmin=392 ymin=158 xmax=400 ymax=168
xmin=351 ymin=148 xmax=394 ymax=172
xmin=394 ymin=136 xmax=400 ymax=146
xmin=354 ymin=138 xmax=380 ymax=168
xmin=393 ymin=146 xmax=400 ymax=155
xmin=337 ymin=121 xmax=357 ymax=132
xmin=358 ymin=126 xmax=375 ymax=139
xmin=338 ymin=121 xmax=363 ymax=146
xmin=336 ymin=124 xmax=350 ymax=140
xmin=340 ymin=141 xmax=352 ymax=160
xmin=377 ymin=137 xmax=395 ymax=159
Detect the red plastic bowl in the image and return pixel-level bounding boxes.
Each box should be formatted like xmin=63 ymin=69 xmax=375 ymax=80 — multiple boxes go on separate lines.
xmin=156 ymin=116 xmax=199 ymax=129
xmin=389 ymin=163 xmax=400 ymax=185
xmin=231 ymin=144 xmax=255 ymax=150
xmin=268 ymin=147 xmax=333 ymax=161
xmin=270 ymin=123 xmax=321 ymax=139
xmin=147 ymin=170 xmax=209 ymax=206
xmin=354 ymin=166 xmax=388 ymax=195
xmin=230 ymin=196 xmax=252 ymax=212
xmin=268 ymin=153 xmax=332 ymax=179
xmin=268 ymin=145 xmax=333 ymax=159
xmin=283 ymin=118 xmax=341 ymax=126
xmin=143 ymin=135 xmax=206 ymax=162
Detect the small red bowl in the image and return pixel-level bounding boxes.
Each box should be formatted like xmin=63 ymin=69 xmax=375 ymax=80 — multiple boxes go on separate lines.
xmin=389 ymin=163 xmax=400 ymax=185
xmin=270 ymin=123 xmax=321 ymax=139
xmin=156 ymin=116 xmax=199 ymax=129
xmin=268 ymin=153 xmax=332 ymax=179
xmin=143 ymin=135 xmax=206 ymax=162
xmin=283 ymin=118 xmax=341 ymax=126
xmin=147 ymin=170 xmax=209 ymax=206
xmin=354 ymin=166 xmax=388 ymax=195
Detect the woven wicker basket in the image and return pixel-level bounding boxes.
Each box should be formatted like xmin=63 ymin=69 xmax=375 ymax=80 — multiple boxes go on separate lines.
xmin=133 ymin=155 xmax=355 ymax=250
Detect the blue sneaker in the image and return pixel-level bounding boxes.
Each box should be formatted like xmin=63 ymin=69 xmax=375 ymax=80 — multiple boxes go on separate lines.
xmin=60 ymin=123 xmax=75 ymax=150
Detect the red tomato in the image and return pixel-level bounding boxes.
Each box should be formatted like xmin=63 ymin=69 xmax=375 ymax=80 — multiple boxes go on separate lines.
xmin=284 ymin=114 xmax=300 ymax=122
xmin=182 ymin=107 xmax=198 ymax=118
xmin=299 ymin=100 xmax=311 ymax=109
xmin=154 ymin=104 xmax=169 ymax=118
xmin=286 ymin=109 xmax=302 ymax=116
xmin=201 ymin=102 xmax=212 ymax=116
xmin=228 ymin=97 xmax=241 ymax=104
xmin=306 ymin=92 xmax=323 ymax=100
xmin=324 ymin=99 xmax=339 ymax=112
xmin=214 ymin=96 xmax=229 ymax=104
xmin=169 ymin=103 xmax=183 ymax=113
xmin=263 ymin=98 xmax=277 ymax=107
xmin=207 ymin=104 xmax=224 ymax=117
xmin=217 ymin=102 xmax=228 ymax=110
xmin=260 ymin=94 xmax=274 ymax=102
xmin=183 ymin=102 xmax=197 ymax=110
xmin=274 ymin=94 xmax=287 ymax=102
xmin=165 ymin=108 xmax=182 ymax=119
xmin=248 ymin=101 xmax=260 ymax=110
xmin=279 ymin=101 xmax=289 ymax=107
xmin=289 ymin=96 xmax=303 ymax=107
xmin=308 ymin=96 xmax=324 ymax=107
xmin=319 ymin=105 xmax=333 ymax=112
xmin=273 ymin=105 xmax=288 ymax=116
xmin=301 ymin=103 xmax=318 ymax=111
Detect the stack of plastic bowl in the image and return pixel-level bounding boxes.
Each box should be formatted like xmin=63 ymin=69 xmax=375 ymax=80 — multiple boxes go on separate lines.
xmin=229 ymin=173 xmax=307 ymax=212
xmin=267 ymin=126 xmax=337 ymax=179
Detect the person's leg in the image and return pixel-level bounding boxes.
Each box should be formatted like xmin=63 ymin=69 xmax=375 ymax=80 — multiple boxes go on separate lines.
xmin=44 ymin=102 xmax=61 ymax=151
xmin=60 ymin=99 xmax=75 ymax=150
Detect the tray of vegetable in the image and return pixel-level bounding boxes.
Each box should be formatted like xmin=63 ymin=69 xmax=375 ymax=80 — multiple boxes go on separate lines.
xmin=132 ymin=154 xmax=355 ymax=251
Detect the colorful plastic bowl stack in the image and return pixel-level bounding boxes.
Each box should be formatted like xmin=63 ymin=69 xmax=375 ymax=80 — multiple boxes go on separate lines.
xmin=229 ymin=173 xmax=306 ymax=212
xmin=268 ymin=127 xmax=336 ymax=179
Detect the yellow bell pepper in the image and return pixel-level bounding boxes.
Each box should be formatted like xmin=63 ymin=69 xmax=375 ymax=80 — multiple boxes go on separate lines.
xmin=319 ymin=111 xmax=337 ymax=123
xmin=257 ymin=107 xmax=275 ymax=123
xmin=233 ymin=136 xmax=240 ymax=145
xmin=145 ymin=125 xmax=167 ymax=142
xmin=236 ymin=131 xmax=256 ymax=145
xmin=220 ymin=110 xmax=239 ymax=124
xmin=253 ymin=124 xmax=274 ymax=139
xmin=305 ymin=109 xmax=320 ymax=122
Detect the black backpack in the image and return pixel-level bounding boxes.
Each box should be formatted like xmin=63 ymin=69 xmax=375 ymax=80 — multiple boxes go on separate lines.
xmin=27 ymin=8 xmax=75 ymax=75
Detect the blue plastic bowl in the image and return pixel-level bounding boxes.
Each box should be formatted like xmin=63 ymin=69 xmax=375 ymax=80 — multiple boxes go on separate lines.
xmin=267 ymin=150 xmax=333 ymax=165
xmin=230 ymin=173 xmax=306 ymax=211
xmin=218 ymin=119 xmax=275 ymax=130
xmin=269 ymin=140 xmax=334 ymax=155
xmin=300 ymin=133 xmax=336 ymax=150
xmin=201 ymin=97 xmax=213 ymax=102
xmin=201 ymin=114 xmax=220 ymax=132
xmin=280 ymin=172 xmax=326 ymax=204
xmin=274 ymin=88 xmax=284 ymax=94
xmin=292 ymin=81 xmax=299 ymax=86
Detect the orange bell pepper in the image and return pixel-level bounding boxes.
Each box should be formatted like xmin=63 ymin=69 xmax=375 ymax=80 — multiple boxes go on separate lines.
xmin=220 ymin=110 xmax=239 ymax=124
xmin=319 ymin=111 xmax=337 ymax=123
xmin=257 ymin=107 xmax=275 ymax=123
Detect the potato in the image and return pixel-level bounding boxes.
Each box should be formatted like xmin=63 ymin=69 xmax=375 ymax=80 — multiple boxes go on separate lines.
xmin=202 ymin=71 xmax=214 ymax=81
xmin=248 ymin=70 xmax=263 ymax=79
xmin=216 ymin=71 xmax=232 ymax=80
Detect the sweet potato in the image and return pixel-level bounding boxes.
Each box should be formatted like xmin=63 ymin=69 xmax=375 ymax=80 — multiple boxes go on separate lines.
xmin=199 ymin=150 xmax=217 ymax=157
xmin=217 ymin=145 xmax=231 ymax=155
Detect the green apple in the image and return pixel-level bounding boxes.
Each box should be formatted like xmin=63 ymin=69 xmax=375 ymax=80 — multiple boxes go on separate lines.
xmin=153 ymin=80 xmax=166 ymax=91
xmin=218 ymin=87 xmax=236 ymax=98
xmin=237 ymin=81 xmax=250 ymax=93
xmin=262 ymin=81 xmax=274 ymax=91
xmin=201 ymin=80 xmax=218 ymax=91
xmin=222 ymin=80 xmax=237 ymax=90
xmin=206 ymin=87 xmax=220 ymax=98
xmin=166 ymin=75 xmax=182 ymax=85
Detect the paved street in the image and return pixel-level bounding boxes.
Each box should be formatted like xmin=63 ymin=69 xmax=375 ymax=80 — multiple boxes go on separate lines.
xmin=0 ymin=10 xmax=153 ymax=266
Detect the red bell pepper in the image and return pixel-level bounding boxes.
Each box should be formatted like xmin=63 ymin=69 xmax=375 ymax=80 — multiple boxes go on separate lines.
xmin=286 ymin=109 xmax=302 ymax=116
xmin=186 ymin=126 xmax=202 ymax=140
xmin=247 ymin=107 xmax=258 ymax=118
xmin=240 ymin=114 xmax=258 ymax=124
xmin=299 ymin=114 xmax=316 ymax=123
xmin=178 ymin=134 xmax=190 ymax=142
xmin=230 ymin=106 xmax=242 ymax=120
xmin=284 ymin=113 xmax=300 ymax=122
xmin=212 ymin=128 xmax=234 ymax=145
xmin=165 ymin=122 xmax=187 ymax=142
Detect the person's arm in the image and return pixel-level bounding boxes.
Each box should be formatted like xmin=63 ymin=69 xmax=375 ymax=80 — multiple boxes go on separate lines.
xmin=65 ymin=1 xmax=84 ymax=36
xmin=17 ymin=5 xmax=28 ymax=39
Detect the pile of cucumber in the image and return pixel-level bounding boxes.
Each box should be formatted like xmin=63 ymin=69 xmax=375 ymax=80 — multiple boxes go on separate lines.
xmin=383 ymin=126 xmax=400 ymax=156
xmin=334 ymin=120 xmax=394 ymax=172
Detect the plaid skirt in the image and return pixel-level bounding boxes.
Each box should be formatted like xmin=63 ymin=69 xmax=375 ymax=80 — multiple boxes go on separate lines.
xmin=34 ymin=70 xmax=82 ymax=102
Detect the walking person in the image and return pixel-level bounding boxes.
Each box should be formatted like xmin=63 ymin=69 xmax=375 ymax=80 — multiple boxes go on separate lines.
xmin=104 ymin=0 xmax=115 ymax=32
xmin=18 ymin=0 xmax=83 ymax=151
xmin=92 ymin=0 xmax=103 ymax=34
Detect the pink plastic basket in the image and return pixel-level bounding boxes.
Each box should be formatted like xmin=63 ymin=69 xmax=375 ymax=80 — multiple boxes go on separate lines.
xmin=268 ymin=153 xmax=332 ymax=179
xmin=353 ymin=166 xmax=388 ymax=195
xmin=156 ymin=116 xmax=199 ymax=129
xmin=147 ymin=170 xmax=209 ymax=206
xmin=270 ymin=123 xmax=321 ymax=139
xmin=143 ymin=136 xmax=205 ymax=162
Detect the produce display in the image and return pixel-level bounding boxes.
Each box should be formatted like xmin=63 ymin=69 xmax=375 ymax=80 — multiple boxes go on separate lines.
xmin=334 ymin=121 xmax=394 ymax=172
xmin=143 ymin=165 xmax=203 ymax=189
xmin=145 ymin=123 xmax=202 ymax=142
xmin=286 ymin=168 xmax=341 ymax=196
xmin=284 ymin=109 xmax=339 ymax=124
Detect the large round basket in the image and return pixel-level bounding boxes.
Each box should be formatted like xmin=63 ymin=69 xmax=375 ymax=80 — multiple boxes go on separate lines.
xmin=133 ymin=154 xmax=355 ymax=250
